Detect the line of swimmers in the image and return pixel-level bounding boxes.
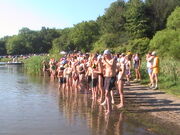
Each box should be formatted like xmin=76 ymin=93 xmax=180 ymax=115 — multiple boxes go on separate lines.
xmin=42 ymin=50 xmax=159 ymax=115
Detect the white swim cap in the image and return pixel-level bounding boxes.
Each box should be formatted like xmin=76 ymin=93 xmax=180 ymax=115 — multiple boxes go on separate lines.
xmin=97 ymin=55 xmax=102 ymax=60
xmin=103 ymin=50 xmax=111 ymax=55
xmin=151 ymin=51 xmax=156 ymax=56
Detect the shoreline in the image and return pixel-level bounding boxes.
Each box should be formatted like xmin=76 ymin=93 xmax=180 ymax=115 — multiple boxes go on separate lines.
xmin=121 ymin=82 xmax=180 ymax=135
xmin=27 ymin=72 xmax=180 ymax=135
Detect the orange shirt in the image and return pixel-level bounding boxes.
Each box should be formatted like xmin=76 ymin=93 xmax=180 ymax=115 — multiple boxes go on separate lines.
xmin=153 ymin=56 xmax=159 ymax=68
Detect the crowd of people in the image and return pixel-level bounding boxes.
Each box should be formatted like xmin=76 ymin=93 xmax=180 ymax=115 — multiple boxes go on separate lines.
xmin=42 ymin=50 xmax=159 ymax=115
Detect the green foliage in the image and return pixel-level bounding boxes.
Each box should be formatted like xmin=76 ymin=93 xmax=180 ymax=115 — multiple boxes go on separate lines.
xmin=6 ymin=35 xmax=28 ymax=55
xmin=158 ymin=58 xmax=180 ymax=95
xmin=0 ymin=40 xmax=7 ymax=55
xmin=149 ymin=29 xmax=180 ymax=59
xmin=5 ymin=27 xmax=60 ymax=55
xmin=140 ymin=58 xmax=180 ymax=95
xmin=71 ymin=21 xmax=100 ymax=52
xmin=167 ymin=6 xmax=180 ymax=30
xmin=24 ymin=55 xmax=49 ymax=75
xmin=145 ymin=0 xmax=180 ymax=36
xmin=38 ymin=27 xmax=60 ymax=53
xmin=125 ymin=0 xmax=149 ymax=38
xmin=50 ymin=28 xmax=73 ymax=54
xmin=149 ymin=6 xmax=180 ymax=60
xmin=126 ymin=37 xmax=150 ymax=55
xmin=24 ymin=54 xmax=62 ymax=75
xmin=0 ymin=57 xmax=12 ymax=62
xmin=92 ymin=33 xmax=121 ymax=53
xmin=97 ymin=0 xmax=126 ymax=34
xmin=51 ymin=21 xmax=100 ymax=53
xmin=112 ymin=45 xmax=127 ymax=54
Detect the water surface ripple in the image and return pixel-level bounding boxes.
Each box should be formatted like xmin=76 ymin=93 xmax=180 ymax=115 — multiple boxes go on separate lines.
xmin=0 ymin=65 xmax=158 ymax=135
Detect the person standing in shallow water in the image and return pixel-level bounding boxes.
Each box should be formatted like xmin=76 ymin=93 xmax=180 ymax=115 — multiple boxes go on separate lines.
xmin=101 ymin=50 xmax=116 ymax=115
xmin=116 ymin=59 xmax=125 ymax=108
xmin=97 ymin=55 xmax=104 ymax=103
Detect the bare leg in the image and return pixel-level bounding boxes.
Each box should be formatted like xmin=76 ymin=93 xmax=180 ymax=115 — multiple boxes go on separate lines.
xmin=110 ymin=91 xmax=115 ymax=104
xmin=154 ymin=74 xmax=158 ymax=88
xmin=135 ymin=69 xmax=138 ymax=80
xmin=117 ymin=80 xmax=124 ymax=108
xmin=103 ymin=77 xmax=111 ymax=115
xmin=137 ymin=69 xmax=141 ymax=80
xmin=101 ymin=77 xmax=110 ymax=106
xmin=98 ymin=76 xmax=104 ymax=103
xmin=105 ymin=90 xmax=111 ymax=115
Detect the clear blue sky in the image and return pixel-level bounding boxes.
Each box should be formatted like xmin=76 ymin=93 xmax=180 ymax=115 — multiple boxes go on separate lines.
xmin=0 ymin=0 xmax=118 ymax=38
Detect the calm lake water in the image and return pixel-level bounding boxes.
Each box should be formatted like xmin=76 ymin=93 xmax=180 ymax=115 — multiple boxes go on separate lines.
xmin=0 ymin=65 xmax=159 ymax=135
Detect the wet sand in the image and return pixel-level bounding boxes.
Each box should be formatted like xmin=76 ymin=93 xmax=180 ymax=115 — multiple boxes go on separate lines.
xmin=122 ymin=82 xmax=180 ymax=135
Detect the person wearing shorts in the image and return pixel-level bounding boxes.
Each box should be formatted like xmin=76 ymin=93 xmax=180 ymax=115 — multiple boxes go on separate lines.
xmin=57 ymin=66 xmax=65 ymax=89
xmin=146 ymin=52 xmax=153 ymax=87
xmin=91 ymin=65 xmax=98 ymax=99
xmin=151 ymin=51 xmax=159 ymax=89
xmin=101 ymin=50 xmax=116 ymax=115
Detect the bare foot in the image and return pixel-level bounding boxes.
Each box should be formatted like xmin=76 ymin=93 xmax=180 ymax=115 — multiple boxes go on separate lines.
xmin=105 ymin=110 xmax=111 ymax=115
xmin=97 ymin=98 xmax=102 ymax=103
xmin=91 ymin=96 xmax=95 ymax=100
xmin=104 ymin=109 xmax=107 ymax=113
xmin=100 ymin=101 xmax=106 ymax=106
xmin=116 ymin=104 xmax=124 ymax=109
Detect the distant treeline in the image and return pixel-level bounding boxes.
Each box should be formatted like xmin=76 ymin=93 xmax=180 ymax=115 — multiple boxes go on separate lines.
xmin=0 ymin=0 xmax=180 ymax=59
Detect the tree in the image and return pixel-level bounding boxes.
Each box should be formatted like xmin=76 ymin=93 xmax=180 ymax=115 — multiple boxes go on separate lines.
xmin=144 ymin=0 xmax=180 ymax=36
xmin=149 ymin=6 xmax=180 ymax=59
xmin=149 ymin=29 xmax=180 ymax=59
xmin=167 ymin=6 xmax=180 ymax=30
xmin=92 ymin=33 xmax=119 ymax=52
xmin=50 ymin=28 xmax=74 ymax=54
xmin=38 ymin=27 xmax=60 ymax=53
xmin=71 ymin=21 xmax=100 ymax=52
xmin=6 ymin=35 xmax=28 ymax=55
xmin=125 ymin=0 xmax=149 ymax=39
xmin=126 ymin=37 xmax=150 ymax=56
xmin=97 ymin=0 xmax=126 ymax=34
xmin=0 ymin=40 xmax=6 ymax=55
xmin=18 ymin=28 xmax=39 ymax=53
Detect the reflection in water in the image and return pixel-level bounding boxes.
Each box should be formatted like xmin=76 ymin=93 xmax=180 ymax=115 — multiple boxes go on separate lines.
xmin=0 ymin=65 xmax=159 ymax=135
xmin=57 ymin=88 xmax=158 ymax=135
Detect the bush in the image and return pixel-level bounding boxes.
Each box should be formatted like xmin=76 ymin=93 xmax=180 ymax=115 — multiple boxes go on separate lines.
xmin=125 ymin=37 xmax=150 ymax=56
xmin=92 ymin=33 xmax=121 ymax=52
xmin=149 ymin=6 xmax=180 ymax=60
xmin=24 ymin=55 xmax=49 ymax=75
xmin=140 ymin=57 xmax=180 ymax=95
xmin=24 ymin=54 xmax=63 ymax=75
xmin=149 ymin=29 xmax=180 ymax=59
xmin=167 ymin=6 xmax=180 ymax=30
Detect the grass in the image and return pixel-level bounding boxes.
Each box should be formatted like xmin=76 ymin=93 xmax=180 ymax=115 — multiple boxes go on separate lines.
xmin=24 ymin=56 xmax=45 ymax=75
xmin=139 ymin=58 xmax=180 ymax=96
xmin=0 ymin=57 xmax=25 ymax=62
xmin=24 ymin=54 xmax=62 ymax=75
xmin=0 ymin=57 xmax=12 ymax=62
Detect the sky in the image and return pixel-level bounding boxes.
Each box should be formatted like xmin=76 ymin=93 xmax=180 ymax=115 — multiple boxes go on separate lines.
xmin=0 ymin=0 xmax=118 ymax=38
